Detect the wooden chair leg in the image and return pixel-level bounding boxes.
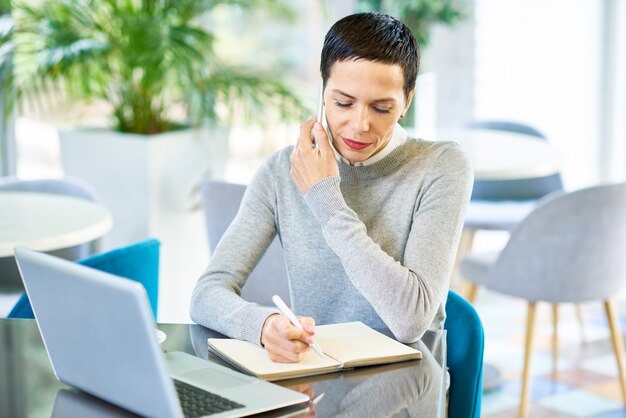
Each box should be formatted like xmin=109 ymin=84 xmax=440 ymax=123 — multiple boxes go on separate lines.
xmin=464 ymin=282 xmax=479 ymax=304
xmin=451 ymin=228 xmax=476 ymax=293
xmin=575 ymin=303 xmax=587 ymax=344
xmin=519 ymin=301 xmax=537 ymax=418
xmin=604 ymin=299 xmax=626 ymax=405
xmin=552 ymin=304 xmax=559 ymax=378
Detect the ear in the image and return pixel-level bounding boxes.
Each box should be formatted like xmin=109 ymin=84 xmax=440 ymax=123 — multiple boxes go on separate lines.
xmin=404 ymin=88 xmax=416 ymax=115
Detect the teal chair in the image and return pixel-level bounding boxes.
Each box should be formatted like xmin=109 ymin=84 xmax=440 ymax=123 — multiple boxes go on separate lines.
xmin=8 ymin=239 xmax=160 ymax=320
xmin=445 ymin=290 xmax=484 ymax=418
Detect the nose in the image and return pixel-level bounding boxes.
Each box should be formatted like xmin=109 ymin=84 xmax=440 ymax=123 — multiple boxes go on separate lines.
xmin=349 ymin=105 xmax=369 ymax=133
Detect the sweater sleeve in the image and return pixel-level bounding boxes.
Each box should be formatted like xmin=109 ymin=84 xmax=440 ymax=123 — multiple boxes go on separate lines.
xmin=190 ymin=160 xmax=280 ymax=345
xmin=304 ymin=144 xmax=473 ymax=343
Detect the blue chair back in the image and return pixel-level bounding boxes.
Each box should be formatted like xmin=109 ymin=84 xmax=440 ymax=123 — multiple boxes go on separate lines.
xmin=8 ymin=239 xmax=160 ymax=320
xmin=445 ymin=290 xmax=484 ymax=418
xmin=7 ymin=292 xmax=33 ymax=319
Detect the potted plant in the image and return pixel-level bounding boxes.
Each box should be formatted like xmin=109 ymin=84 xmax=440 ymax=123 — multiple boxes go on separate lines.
xmin=8 ymin=0 xmax=306 ymax=249
xmin=357 ymin=0 xmax=466 ymax=47
xmin=0 ymin=0 xmax=14 ymax=174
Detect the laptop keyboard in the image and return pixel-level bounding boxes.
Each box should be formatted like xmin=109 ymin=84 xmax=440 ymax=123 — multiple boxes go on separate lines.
xmin=174 ymin=379 xmax=245 ymax=417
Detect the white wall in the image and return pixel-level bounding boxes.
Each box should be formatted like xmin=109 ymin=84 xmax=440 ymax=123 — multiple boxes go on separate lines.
xmin=420 ymin=0 xmax=476 ymax=130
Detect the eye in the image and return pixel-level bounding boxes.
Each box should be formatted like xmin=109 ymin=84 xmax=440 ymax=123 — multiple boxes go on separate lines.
xmin=373 ymin=106 xmax=392 ymax=114
xmin=335 ymin=101 xmax=352 ymax=108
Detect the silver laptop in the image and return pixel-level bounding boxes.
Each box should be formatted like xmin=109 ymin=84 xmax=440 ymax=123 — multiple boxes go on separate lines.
xmin=14 ymin=247 xmax=308 ymax=418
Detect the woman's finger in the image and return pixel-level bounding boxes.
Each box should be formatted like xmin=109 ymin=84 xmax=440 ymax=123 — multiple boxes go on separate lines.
xmin=297 ymin=116 xmax=317 ymax=152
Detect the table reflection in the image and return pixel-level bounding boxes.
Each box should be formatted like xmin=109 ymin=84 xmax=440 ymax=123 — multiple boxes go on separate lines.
xmin=190 ymin=324 xmax=446 ymax=418
xmin=51 ymin=389 xmax=139 ymax=418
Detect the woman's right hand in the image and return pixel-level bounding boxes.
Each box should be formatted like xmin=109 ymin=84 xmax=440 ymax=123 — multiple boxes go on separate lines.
xmin=261 ymin=313 xmax=316 ymax=363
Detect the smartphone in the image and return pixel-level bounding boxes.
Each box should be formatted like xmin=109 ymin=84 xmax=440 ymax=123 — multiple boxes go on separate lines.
xmin=315 ymin=80 xmax=332 ymax=148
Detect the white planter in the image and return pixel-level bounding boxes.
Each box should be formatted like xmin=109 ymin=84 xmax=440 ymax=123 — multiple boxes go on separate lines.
xmin=59 ymin=127 xmax=228 ymax=322
xmin=59 ymin=127 xmax=227 ymax=247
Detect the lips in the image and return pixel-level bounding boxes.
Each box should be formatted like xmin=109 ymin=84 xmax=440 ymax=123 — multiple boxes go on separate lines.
xmin=342 ymin=137 xmax=371 ymax=150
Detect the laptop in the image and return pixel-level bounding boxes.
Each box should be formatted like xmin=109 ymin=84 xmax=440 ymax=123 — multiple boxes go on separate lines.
xmin=14 ymin=247 xmax=308 ymax=418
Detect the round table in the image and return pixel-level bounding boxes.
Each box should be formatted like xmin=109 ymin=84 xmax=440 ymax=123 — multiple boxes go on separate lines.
xmin=411 ymin=128 xmax=561 ymax=180
xmin=0 ymin=192 xmax=113 ymax=257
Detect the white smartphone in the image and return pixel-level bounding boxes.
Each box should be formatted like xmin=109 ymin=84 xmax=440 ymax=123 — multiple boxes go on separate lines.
xmin=316 ymin=80 xmax=332 ymax=148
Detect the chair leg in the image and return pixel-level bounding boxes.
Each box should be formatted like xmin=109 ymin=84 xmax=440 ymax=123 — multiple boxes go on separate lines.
xmin=552 ymin=304 xmax=559 ymax=378
xmin=451 ymin=228 xmax=476 ymax=292
xmin=604 ymin=299 xmax=626 ymax=405
xmin=575 ymin=303 xmax=587 ymax=344
xmin=519 ymin=301 xmax=537 ymax=418
xmin=464 ymin=282 xmax=479 ymax=304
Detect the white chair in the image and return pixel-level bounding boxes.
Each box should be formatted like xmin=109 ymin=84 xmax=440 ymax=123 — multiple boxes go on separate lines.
xmin=200 ymin=180 xmax=291 ymax=307
xmin=460 ymin=182 xmax=626 ymax=418
xmin=459 ymin=120 xmax=563 ymax=301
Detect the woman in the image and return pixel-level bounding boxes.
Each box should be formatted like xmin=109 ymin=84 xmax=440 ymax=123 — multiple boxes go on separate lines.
xmin=191 ymin=12 xmax=473 ymax=363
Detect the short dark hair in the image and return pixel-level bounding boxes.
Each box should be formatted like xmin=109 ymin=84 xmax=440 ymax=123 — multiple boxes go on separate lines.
xmin=320 ymin=12 xmax=420 ymax=99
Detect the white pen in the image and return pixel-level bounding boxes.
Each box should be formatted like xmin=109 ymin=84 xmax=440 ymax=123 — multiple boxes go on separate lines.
xmin=311 ymin=392 xmax=325 ymax=405
xmin=272 ymin=294 xmax=324 ymax=358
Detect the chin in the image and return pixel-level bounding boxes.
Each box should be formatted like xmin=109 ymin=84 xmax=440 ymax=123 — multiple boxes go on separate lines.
xmin=334 ymin=141 xmax=371 ymax=163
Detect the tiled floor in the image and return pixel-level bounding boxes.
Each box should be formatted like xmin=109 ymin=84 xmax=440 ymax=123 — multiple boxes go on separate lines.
xmin=476 ymin=288 xmax=626 ymax=417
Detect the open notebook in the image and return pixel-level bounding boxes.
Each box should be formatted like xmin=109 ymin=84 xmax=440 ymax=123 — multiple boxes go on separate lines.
xmin=208 ymin=321 xmax=422 ymax=381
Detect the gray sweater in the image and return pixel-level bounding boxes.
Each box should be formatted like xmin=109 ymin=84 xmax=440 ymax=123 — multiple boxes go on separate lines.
xmin=190 ymin=138 xmax=473 ymax=345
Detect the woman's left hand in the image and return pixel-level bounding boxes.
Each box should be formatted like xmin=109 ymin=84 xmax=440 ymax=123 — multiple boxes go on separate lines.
xmin=290 ymin=116 xmax=339 ymax=194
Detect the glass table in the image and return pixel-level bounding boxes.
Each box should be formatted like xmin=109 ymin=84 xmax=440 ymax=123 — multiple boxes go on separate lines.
xmin=0 ymin=319 xmax=447 ymax=417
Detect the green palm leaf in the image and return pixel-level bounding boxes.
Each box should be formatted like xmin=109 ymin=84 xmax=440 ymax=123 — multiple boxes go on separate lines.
xmin=8 ymin=0 xmax=306 ymax=134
